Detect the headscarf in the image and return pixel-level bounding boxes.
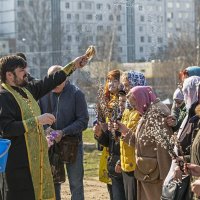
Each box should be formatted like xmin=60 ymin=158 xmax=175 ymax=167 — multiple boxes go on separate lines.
xmin=182 ymin=76 xmax=200 ymax=110
xmin=173 ymin=88 xmax=184 ymax=101
xmin=129 ymin=86 xmax=157 ymax=115
xmin=127 ymin=71 xmax=146 ymax=87
xmin=179 ymin=66 xmax=200 ymax=83
xmin=124 ymin=71 xmax=146 ymax=109
xmin=186 ymin=66 xmax=200 ymax=77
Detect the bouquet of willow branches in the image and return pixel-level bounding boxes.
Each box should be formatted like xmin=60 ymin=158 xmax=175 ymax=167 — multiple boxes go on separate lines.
xmin=94 ymin=84 xmax=120 ymax=138
xmin=94 ymin=84 xmax=110 ymax=123
xmin=140 ymin=103 xmax=184 ymax=168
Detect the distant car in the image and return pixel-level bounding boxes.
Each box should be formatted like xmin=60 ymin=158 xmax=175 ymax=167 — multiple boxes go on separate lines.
xmin=87 ymin=103 xmax=96 ymax=127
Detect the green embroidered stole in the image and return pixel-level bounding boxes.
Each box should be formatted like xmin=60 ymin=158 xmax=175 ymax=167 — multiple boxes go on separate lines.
xmin=2 ymin=83 xmax=55 ymax=200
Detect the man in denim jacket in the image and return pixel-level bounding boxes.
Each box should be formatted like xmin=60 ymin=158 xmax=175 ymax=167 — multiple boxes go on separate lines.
xmin=40 ymin=65 xmax=89 ymax=200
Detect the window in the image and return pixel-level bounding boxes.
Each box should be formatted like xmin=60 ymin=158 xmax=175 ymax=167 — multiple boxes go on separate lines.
xmin=18 ymin=0 xmax=24 ymax=7
xmin=66 ymin=2 xmax=70 ymax=8
xmin=66 ymin=25 xmax=70 ymax=32
xmin=157 ymin=16 xmax=163 ymax=22
xmin=117 ymin=57 xmax=121 ymax=62
xmin=96 ymin=3 xmax=102 ymax=10
xmin=29 ymin=45 xmax=34 ymax=52
xmin=167 ymin=12 xmax=173 ymax=18
xmin=75 ymin=14 xmax=79 ymax=20
xmin=97 ymin=26 xmax=103 ymax=31
xmin=17 ymin=12 xmax=22 ymax=17
xmin=157 ymin=37 xmax=163 ymax=43
xmin=140 ymin=16 xmax=144 ymax=22
xmin=85 ymin=2 xmax=92 ymax=9
xmin=148 ymin=15 xmax=152 ymax=22
xmin=139 ymin=5 xmax=143 ymax=11
xmin=118 ymin=47 xmax=123 ymax=52
xmin=118 ymin=26 xmax=122 ymax=31
xmin=78 ymin=2 xmax=81 ymax=9
xmin=88 ymin=36 xmax=93 ymax=42
xmin=107 ymin=4 xmax=111 ymax=9
xmin=86 ymin=14 xmax=93 ymax=20
xmin=67 ymin=35 xmax=72 ymax=42
xmin=150 ymin=46 xmax=154 ymax=52
xmin=77 ymin=25 xmax=82 ymax=32
xmin=117 ymin=15 xmax=120 ymax=21
xmin=157 ymin=47 xmax=163 ymax=52
xmin=116 ymin=36 xmax=121 ymax=42
xmin=178 ymin=13 xmax=182 ymax=18
xmin=168 ymin=22 xmax=173 ymax=28
xmin=148 ymin=36 xmax=152 ymax=43
xmin=184 ymin=13 xmax=189 ymax=18
xmin=167 ymin=2 xmax=173 ymax=8
xmin=67 ymin=14 xmax=71 ymax=19
xmin=140 ymin=47 xmax=143 ymax=52
xmin=96 ymin=35 xmax=104 ymax=41
xmin=186 ymin=3 xmax=190 ymax=8
xmin=140 ymin=36 xmax=144 ymax=42
xmin=96 ymin=14 xmax=102 ymax=21
xmin=32 ymin=57 xmax=37 ymax=63
xmin=75 ymin=36 xmax=79 ymax=42
xmin=118 ymin=5 xmax=122 ymax=10
xmin=107 ymin=26 xmax=111 ymax=31
xmin=29 ymin=0 xmax=33 ymax=6
xmin=139 ymin=26 xmax=143 ymax=32
xmin=176 ymin=3 xmax=180 ymax=8
xmin=109 ymin=15 xmax=113 ymax=21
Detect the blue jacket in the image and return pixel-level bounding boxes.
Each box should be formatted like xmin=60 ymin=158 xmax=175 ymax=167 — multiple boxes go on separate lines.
xmin=39 ymin=81 xmax=89 ymax=140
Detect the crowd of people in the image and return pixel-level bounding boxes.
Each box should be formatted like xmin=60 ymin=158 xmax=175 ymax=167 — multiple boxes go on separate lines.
xmin=93 ymin=66 xmax=200 ymax=200
xmin=1 ymin=49 xmax=200 ymax=200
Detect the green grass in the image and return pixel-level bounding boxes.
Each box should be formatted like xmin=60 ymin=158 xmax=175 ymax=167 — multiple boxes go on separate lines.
xmin=83 ymin=128 xmax=96 ymax=143
xmin=82 ymin=128 xmax=102 ymax=178
xmin=84 ymin=150 xmax=101 ymax=177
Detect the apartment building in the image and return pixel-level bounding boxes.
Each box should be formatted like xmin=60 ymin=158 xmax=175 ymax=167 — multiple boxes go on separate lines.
xmin=0 ymin=0 xmax=197 ymax=77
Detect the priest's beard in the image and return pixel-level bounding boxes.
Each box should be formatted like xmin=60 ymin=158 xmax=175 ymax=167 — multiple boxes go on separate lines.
xmin=13 ymin=73 xmax=28 ymax=87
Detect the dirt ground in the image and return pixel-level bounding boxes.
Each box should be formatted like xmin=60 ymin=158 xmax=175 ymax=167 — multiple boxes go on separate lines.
xmin=61 ymin=178 xmax=109 ymax=200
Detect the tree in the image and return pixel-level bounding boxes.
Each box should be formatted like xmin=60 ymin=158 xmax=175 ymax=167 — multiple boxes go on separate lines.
xmin=16 ymin=0 xmax=52 ymax=78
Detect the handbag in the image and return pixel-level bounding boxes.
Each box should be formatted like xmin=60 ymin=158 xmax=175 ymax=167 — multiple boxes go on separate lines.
xmin=59 ymin=136 xmax=79 ymax=164
xmin=48 ymin=143 xmax=66 ymax=184
xmin=134 ymin=156 xmax=160 ymax=183
xmin=161 ymin=175 xmax=191 ymax=200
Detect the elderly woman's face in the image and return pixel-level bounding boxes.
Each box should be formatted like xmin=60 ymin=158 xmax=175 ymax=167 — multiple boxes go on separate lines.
xmin=127 ymin=93 xmax=136 ymax=109
xmin=108 ymin=78 xmax=120 ymax=94
xmin=174 ymin=99 xmax=184 ymax=108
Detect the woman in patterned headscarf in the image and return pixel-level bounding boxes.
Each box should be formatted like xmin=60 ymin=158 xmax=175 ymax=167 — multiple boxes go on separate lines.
xmin=113 ymin=71 xmax=146 ymax=200
xmin=121 ymin=71 xmax=146 ymax=94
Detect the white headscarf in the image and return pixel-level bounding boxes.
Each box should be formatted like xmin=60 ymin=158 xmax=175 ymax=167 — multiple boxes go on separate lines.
xmin=173 ymin=88 xmax=184 ymax=101
xmin=182 ymin=76 xmax=200 ymax=110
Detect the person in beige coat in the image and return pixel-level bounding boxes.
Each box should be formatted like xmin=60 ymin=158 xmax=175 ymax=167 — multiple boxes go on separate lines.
xmin=115 ymin=86 xmax=173 ymax=200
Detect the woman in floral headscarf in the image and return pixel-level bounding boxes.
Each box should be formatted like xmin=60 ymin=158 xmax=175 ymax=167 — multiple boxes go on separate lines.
xmin=114 ymin=71 xmax=146 ymax=200
xmin=116 ymin=86 xmax=172 ymax=200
